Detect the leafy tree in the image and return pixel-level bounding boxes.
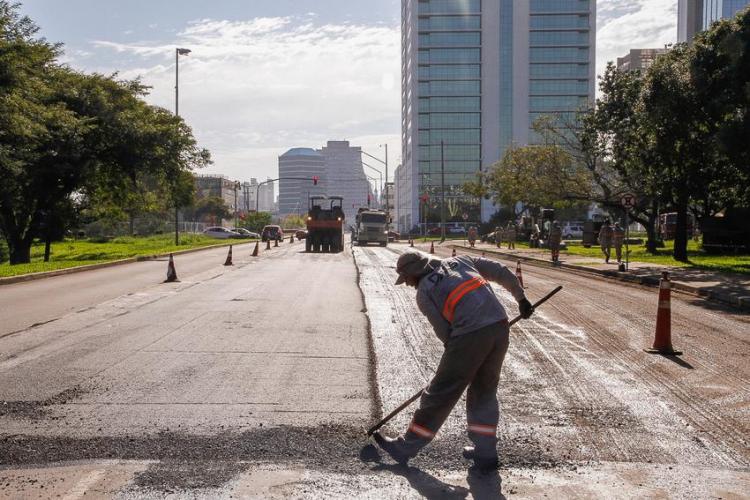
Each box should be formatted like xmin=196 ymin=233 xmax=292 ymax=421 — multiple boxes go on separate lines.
xmin=239 ymin=212 xmax=272 ymax=233
xmin=0 ymin=2 xmax=210 ymax=263
xmin=281 ymin=214 xmax=306 ymax=229
xmin=185 ymin=196 xmax=231 ymax=224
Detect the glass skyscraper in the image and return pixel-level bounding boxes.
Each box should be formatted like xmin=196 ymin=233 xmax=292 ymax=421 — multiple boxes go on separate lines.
xmin=679 ymin=0 xmax=750 ymax=42
xmin=398 ymin=0 xmax=596 ymax=232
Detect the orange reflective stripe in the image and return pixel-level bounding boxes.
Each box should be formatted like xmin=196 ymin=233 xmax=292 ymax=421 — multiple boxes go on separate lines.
xmin=468 ymin=423 xmax=496 ymax=436
xmin=408 ymin=422 xmax=435 ymax=439
xmin=442 ymin=277 xmax=487 ymax=322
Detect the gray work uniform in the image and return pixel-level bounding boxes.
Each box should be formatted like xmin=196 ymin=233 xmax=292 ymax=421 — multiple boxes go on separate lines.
xmin=404 ymin=256 xmax=525 ymax=459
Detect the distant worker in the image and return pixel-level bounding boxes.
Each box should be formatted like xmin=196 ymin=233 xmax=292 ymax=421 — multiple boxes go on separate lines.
xmin=599 ymin=219 xmax=614 ymax=263
xmin=494 ymin=226 xmax=502 ymax=248
xmin=531 ymin=223 xmax=541 ymax=249
xmin=613 ymin=221 xmax=625 ymax=263
xmin=549 ymin=221 xmax=562 ymax=263
xmin=468 ymin=226 xmax=478 ymax=248
xmin=373 ymin=250 xmax=533 ymax=471
xmin=506 ymin=223 xmax=517 ymax=250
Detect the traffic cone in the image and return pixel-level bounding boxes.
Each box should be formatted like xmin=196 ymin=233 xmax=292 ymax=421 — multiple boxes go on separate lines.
xmin=266 ymin=239 xmax=271 ymax=250
xmin=290 ymin=235 xmax=294 ymax=243
xmin=452 ymin=248 xmax=456 ymax=257
xmin=224 ymin=245 xmax=233 ymax=266
xmin=410 ymin=238 xmax=414 ymax=247
xmin=482 ymin=252 xmax=486 ymax=257
xmin=430 ymin=241 xmax=435 ymax=254
xmin=274 ymin=238 xmax=279 ymax=248
xmin=645 ymin=272 xmax=682 ymax=355
xmin=164 ymin=253 xmax=179 ymax=283
xmin=516 ymin=261 xmax=524 ymax=288
xmin=252 ymin=242 xmax=259 ymax=257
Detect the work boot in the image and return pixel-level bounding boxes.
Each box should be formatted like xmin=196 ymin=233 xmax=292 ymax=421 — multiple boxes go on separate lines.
xmin=373 ymin=432 xmax=418 ymax=465
xmin=462 ymin=446 xmax=499 ymax=471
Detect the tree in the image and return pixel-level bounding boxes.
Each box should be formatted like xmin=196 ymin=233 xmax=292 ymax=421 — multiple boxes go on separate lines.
xmin=186 ymin=196 xmax=231 ymax=224
xmin=470 ymin=144 xmax=592 ymax=219
xmin=239 ymin=212 xmax=272 ymax=233
xmin=0 ymin=2 xmax=210 ymax=263
xmin=281 ymin=214 xmax=306 ymax=229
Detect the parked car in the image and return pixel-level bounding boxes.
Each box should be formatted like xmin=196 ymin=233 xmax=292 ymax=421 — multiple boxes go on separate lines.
xmin=230 ymin=228 xmax=260 ymax=239
xmin=261 ymin=225 xmax=284 ymax=242
xmin=203 ymin=227 xmax=242 ymax=239
xmin=562 ymin=223 xmax=584 ymax=240
xmin=388 ymin=230 xmax=400 ymax=242
xmin=294 ymin=229 xmax=308 ymax=240
xmin=427 ymin=226 xmax=466 ymax=236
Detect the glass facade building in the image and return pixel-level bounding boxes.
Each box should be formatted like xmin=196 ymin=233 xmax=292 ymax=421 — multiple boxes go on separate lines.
xmin=398 ymin=0 xmax=595 ymax=232
xmin=679 ymin=0 xmax=750 ymax=41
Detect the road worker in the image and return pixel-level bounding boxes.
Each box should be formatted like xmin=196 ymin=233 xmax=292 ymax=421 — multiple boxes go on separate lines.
xmin=494 ymin=226 xmax=502 ymax=248
xmin=599 ymin=219 xmax=614 ymax=263
xmin=613 ymin=221 xmax=625 ymax=263
xmin=468 ymin=226 xmax=478 ymax=248
xmin=373 ymin=250 xmax=534 ymax=471
xmin=548 ymin=221 xmax=562 ymax=263
xmin=506 ymin=223 xmax=517 ymax=250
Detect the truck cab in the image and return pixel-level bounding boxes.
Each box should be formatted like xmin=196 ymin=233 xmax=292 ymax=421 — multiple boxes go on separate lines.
xmin=352 ymin=208 xmax=388 ymax=246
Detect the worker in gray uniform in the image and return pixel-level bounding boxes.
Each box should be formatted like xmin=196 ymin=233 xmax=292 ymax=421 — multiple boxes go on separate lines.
xmin=373 ymin=250 xmax=534 ymax=470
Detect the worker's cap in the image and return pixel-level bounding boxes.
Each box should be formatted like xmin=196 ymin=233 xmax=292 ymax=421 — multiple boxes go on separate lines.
xmin=394 ymin=250 xmax=432 ymax=285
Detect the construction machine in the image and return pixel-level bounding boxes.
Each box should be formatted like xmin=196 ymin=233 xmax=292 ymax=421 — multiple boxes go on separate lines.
xmin=305 ymin=196 xmax=345 ymax=253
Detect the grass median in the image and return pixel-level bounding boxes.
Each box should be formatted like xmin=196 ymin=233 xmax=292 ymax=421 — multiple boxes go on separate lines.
xmin=0 ymin=234 xmax=254 ymax=278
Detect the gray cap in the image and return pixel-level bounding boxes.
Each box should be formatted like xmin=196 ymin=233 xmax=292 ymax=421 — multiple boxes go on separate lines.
xmin=395 ymin=250 xmax=434 ymax=285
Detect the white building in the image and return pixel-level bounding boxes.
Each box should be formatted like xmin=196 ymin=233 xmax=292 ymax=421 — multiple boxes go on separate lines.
xmin=320 ymin=141 xmax=373 ymax=223
xmin=278 ymin=149 xmax=326 ymax=218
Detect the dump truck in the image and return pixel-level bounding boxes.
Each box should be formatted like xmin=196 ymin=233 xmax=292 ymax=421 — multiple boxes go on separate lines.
xmin=305 ymin=196 xmax=345 ymax=253
xmin=352 ymin=208 xmax=388 ymax=246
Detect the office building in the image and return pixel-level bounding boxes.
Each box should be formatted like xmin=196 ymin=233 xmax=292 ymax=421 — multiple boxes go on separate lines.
xmin=399 ymin=0 xmax=596 ymax=230
xmin=616 ymin=49 xmax=668 ymax=72
xmin=320 ymin=141 xmax=374 ymax=223
xmin=258 ymin=178 xmax=275 ymax=213
xmin=678 ymin=0 xmax=750 ymax=42
xmin=278 ymin=149 xmax=325 ymax=217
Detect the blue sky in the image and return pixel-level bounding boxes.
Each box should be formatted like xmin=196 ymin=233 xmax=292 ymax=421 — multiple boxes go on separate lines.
xmin=20 ymin=1 xmax=677 ymax=184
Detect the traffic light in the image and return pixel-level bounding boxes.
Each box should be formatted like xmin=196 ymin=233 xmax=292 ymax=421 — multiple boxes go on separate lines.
xmin=312 ymin=176 xmax=319 ymax=186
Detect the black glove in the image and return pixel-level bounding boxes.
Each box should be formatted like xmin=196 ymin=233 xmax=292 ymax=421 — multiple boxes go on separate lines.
xmin=518 ymin=298 xmax=534 ymax=319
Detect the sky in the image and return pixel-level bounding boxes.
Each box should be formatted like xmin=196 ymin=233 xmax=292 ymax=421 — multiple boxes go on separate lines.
xmin=20 ymin=0 xmax=678 ymax=185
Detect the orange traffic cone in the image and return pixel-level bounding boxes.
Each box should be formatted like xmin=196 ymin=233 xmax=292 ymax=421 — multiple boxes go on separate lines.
xmin=645 ymin=272 xmax=682 ymax=355
xmin=452 ymin=248 xmax=456 ymax=257
xmin=266 ymin=239 xmax=271 ymax=250
xmin=274 ymin=238 xmax=279 ymax=248
xmin=430 ymin=241 xmax=435 ymax=254
xmin=252 ymin=242 xmax=259 ymax=257
xmin=516 ymin=261 xmax=524 ymax=288
xmin=482 ymin=252 xmax=486 ymax=257
xmin=290 ymin=235 xmax=294 ymax=243
xmin=410 ymin=238 xmax=414 ymax=247
xmin=164 ymin=253 xmax=179 ymax=283
xmin=224 ymin=245 xmax=233 ymax=266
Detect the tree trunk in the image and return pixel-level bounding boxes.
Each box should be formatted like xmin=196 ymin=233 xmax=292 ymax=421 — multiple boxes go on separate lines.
xmin=646 ymin=198 xmax=659 ymax=254
xmin=9 ymin=238 xmax=32 ymax=264
xmin=44 ymin=234 xmax=52 ymax=262
xmin=673 ymin=190 xmax=689 ymax=262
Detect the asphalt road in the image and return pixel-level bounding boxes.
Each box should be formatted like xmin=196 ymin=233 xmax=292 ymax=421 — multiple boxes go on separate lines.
xmin=1 ymin=240 xmax=748 ymax=498
xmin=0 ymin=242 xmax=258 ymax=337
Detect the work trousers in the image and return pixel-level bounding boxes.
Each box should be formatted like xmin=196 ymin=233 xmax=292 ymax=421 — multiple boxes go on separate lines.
xmin=614 ymin=244 xmax=623 ymax=262
xmin=601 ymin=243 xmax=611 ymax=261
xmin=404 ymin=321 xmax=510 ymax=459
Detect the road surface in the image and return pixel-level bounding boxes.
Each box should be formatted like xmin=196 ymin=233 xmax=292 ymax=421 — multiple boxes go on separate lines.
xmin=0 ymin=241 xmax=748 ymax=498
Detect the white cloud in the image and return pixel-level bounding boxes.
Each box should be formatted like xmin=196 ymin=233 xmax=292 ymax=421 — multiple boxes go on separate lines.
xmin=596 ymin=0 xmax=677 ymax=78
xmin=91 ymin=16 xmax=401 ymax=182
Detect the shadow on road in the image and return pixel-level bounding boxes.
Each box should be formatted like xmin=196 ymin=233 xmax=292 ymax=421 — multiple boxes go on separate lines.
xmin=372 ymin=463 xmax=470 ymax=499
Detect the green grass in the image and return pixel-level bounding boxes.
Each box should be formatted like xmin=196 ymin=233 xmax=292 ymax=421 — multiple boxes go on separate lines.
xmin=562 ymin=239 xmax=750 ymax=275
xmin=0 ymin=234 xmax=249 ymax=278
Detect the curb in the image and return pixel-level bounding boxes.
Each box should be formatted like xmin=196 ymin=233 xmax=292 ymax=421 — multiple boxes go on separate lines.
xmin=0 ymin=241 xmax=255 ymax=287
xmin=448 ymin=244 xmax=750 ymax=313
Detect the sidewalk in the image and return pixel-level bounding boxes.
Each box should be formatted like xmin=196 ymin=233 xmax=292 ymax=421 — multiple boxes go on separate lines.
xmin=418 ymin=240 xmax=750 ymax=312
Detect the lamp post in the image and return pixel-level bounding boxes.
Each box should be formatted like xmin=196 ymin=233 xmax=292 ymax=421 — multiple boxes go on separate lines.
xmin=361 ymin=146 xmax=389 ymax=223
xmin=234 ymin=181 xmax=241 ymax=229
xmin=361 ymin=161 xmax=383 ymax=208
xmin=174 ymin=47 xmax=191 ymax=246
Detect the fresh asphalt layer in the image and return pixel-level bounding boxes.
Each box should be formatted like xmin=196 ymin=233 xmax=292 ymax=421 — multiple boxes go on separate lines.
xmin=0 ymin=240 xmax=748 ymax=498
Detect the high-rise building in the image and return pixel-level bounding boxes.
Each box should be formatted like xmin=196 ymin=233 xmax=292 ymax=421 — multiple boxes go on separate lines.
xmin=258 ymin=178 xmax=275 ymax=213
xmin=616 ymin=49 xmax=668 ymax=72
xmin=678 ymin=0 xmax=750 ymax=42
xmin=320 ymin=141 xmax=373 ymax=223
xmin=278 ymin=142 xmax=374 ymax=222
xmin=399 ymin=0 xmax=596 ymax=230
xmin=278 ymin=149 xmax=325 ymax=217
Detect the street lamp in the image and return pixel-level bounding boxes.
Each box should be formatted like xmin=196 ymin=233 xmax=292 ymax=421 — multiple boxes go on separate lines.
xmin=361 ymin=145 xmax=389 ymax=222
xmin=174 ymin=47 xmax=191 ymax=246
xmin=234 ymin=181 xmax=241 ymax=229
xmin=361 ymin=161 xmax=383 ymax=208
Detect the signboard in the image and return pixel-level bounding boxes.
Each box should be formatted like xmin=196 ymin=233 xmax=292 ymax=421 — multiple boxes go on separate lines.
xmin=620 ymin=193 xmax=637 ymax=210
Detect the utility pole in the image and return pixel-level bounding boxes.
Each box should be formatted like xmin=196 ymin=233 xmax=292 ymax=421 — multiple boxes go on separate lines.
xmin=384 ymin=143 xmax=389 ymax=229
xmin=440 ymin=140 xmax=446 ymax=243
xmin=174 ymin=47 xmax=191 ymax=246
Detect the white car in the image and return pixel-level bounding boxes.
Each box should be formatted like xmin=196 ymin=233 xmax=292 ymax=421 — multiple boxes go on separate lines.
xmin=562 ymin=223 xmax=584 ymax=239
xmin=203 ymin=227 xmax=242 ymax=239
xmin=230 ymin=228 xmax=260 ymax=239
